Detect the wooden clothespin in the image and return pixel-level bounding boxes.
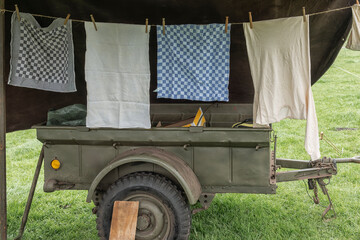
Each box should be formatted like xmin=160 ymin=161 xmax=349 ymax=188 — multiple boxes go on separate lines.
xmin=90 ymin=14 xmax=97 ymax=31
xmin=249 ymin=12 xmax=253 ymax=29
xmin=15 ymin=4 xmax=20 ymax=21
xmin=302 ymin=7 xmax=306 ymax=22
xmin=64 ymin=14 xmax=71 ymax=25
xmin=162 ymin=18 xmax=166 ymax=35
xmin=145 ymin=18 xmax=149 ymax=33
xmin=225 ymin=16 xmax=229 ymax=33
xmin=357 ymin=0 xmax=360 ymax=5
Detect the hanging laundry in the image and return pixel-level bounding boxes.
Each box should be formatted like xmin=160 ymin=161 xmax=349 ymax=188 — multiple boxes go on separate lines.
xmin=243 ymin=16 xmax=321 ymax=160
xmin=85 ymin=22 xmax=151 ymax=129
xmin=346 ymin=4 xmax=360 ymax=50
xmin=156 ymin=24 xmax=231 ymax=102
xmin=8 ymin=12 xmax=76 ymax=92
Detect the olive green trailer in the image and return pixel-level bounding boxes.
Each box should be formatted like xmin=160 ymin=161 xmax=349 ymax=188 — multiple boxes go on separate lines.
xmin=30 ymin=103 xmax=355 ymax=239
xmin=37 ymin=103 xmax=275 ymax=239
xmin=33 ymin=122 xmax=358 ymax=239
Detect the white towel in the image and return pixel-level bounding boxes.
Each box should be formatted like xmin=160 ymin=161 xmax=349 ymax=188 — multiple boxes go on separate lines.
xmin=244 ymin=16 xmax=321 ymax=160
xmin=346 ymin=4 xmax=360 ymax=50
xmin=85 ymin=22 xmax=151 ymax=129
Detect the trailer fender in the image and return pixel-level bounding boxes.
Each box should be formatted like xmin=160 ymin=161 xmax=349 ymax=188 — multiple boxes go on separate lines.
xmin=86 ymin=148 xmax=202 ymax=205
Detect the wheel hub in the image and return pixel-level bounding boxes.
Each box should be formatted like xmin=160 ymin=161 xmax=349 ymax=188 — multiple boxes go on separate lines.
xmin=123 ymin=192 xmax=173 ymax=240
xmin=137 ymin=214 xmax=151 ymax=231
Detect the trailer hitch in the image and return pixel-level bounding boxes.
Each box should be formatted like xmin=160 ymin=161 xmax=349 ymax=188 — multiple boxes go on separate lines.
xmin=276 ymin=155 xmax=360 ymax=182
xmin=276 ymin=156 xmax=360 ymax=220
xmin=276 ymin=157 xmax=337 ymax=182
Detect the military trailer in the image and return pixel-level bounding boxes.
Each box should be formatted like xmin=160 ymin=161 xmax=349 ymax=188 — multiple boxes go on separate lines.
xmin=32 ymin=103 xmax=358 ymax=240
xmin=1 ymin=0 xmax=360 ymax=240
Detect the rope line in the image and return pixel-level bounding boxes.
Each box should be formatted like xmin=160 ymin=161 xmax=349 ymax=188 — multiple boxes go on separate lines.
xmin=308 ymin=5 xmax=352 ymax=16
xmin=0 ymin=4 xmax=355 ymax=25
xmin=334 ymin=65 xmax=360 ymax=80
xmin=0 ymin=8 xmax=87 ymax=22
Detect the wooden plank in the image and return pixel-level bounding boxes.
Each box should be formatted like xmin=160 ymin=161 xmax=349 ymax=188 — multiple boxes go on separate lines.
xmin=0 ymin=0 xmax=7 ymax=239
xmin=109 ymin=201 xmax=139 ymax=240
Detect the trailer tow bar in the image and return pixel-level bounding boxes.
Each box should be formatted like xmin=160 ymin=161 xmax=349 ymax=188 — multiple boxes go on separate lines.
xmin=276 ymin=156 xmax=360 ymax=220
xmin=14 ymin=146 xmax=45 ymax=240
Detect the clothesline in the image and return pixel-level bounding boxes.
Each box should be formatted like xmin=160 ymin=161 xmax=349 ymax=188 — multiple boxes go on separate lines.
xmin=0 ymin=5 xmax=355 ymax=26
xmin=334 ymin=65 xmax=360 ymax=79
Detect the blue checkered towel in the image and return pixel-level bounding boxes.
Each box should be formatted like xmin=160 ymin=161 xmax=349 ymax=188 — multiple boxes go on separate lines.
xmin=157 ymin=24 xmax=231 ymax=102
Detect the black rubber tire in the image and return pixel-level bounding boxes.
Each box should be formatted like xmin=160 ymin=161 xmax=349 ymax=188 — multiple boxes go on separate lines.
xmin=96 ymin=172 xmax=191 ymax=240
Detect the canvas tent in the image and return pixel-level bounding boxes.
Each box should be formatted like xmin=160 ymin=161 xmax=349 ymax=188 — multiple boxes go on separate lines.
xmin=0 ymin=0 xmax=354 ymax=239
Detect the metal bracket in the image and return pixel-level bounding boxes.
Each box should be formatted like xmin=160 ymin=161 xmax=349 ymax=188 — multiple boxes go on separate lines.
xmin=318 ymin=178 xmax=336 ymax=220
xmin=308 ymin=177 xmax=336 ymax=220
xmin=270 ymin=151 xmax=276 ymax=185
xmin=192 ymin=193 xmax=215 ymax=214
xmin=271 ymin=135 xmax=277 ymax=185
xmin=43 ymin=179 xmax=75 ymax=192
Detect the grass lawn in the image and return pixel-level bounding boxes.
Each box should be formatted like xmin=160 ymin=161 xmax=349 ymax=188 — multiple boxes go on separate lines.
xmin=5 ymin=48 xmax=360 ymax=239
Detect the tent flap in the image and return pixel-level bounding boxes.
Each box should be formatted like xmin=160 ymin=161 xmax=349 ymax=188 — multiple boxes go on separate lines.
xmin=3 ymin=0 xmax=353 ymax=132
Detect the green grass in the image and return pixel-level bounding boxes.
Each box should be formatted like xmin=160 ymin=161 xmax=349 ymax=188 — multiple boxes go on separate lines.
xmin=5 ymin=48 xmax=360 ymax=239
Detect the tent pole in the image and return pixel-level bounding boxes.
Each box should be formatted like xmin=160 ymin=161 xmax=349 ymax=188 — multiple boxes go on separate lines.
xmin=0 ymin=0 xmax=7 ymax=239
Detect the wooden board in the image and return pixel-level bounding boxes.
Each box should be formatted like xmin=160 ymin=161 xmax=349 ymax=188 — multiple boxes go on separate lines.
xmin=109 ymin=201 xmax=139 ymax=240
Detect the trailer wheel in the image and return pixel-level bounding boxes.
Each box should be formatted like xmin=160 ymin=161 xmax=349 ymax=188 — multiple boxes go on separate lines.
xmin=96 ymin=172 xmax=191 ymax=240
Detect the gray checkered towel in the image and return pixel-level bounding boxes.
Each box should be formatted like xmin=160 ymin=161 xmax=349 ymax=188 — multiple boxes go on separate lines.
xmin=8 ymin=12 xmax=76 ymax=92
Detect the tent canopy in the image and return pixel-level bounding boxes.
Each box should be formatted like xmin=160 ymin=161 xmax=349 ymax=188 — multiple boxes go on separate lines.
xmin=3 ymin=0 xmax=353 ymax=132
xmin=0 ymin=1 xmax=355 ymax=239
